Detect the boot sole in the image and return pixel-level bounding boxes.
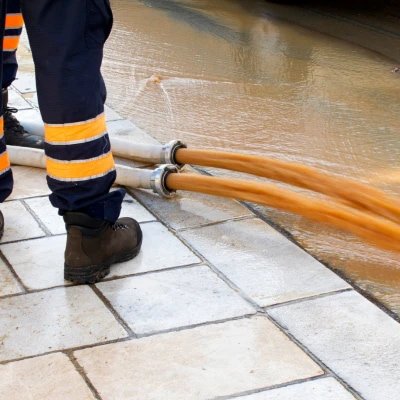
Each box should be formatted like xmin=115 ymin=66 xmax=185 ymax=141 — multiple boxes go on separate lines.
xmin=64 ymin=235 xmax=143 ymax=284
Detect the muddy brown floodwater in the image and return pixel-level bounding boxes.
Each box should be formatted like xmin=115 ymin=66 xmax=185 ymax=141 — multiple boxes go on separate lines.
xmin=104 ymin=0 xmax=400 ymax=316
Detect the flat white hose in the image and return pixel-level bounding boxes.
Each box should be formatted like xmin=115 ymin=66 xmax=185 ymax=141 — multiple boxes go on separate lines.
xmin=110 ymin=137 xmax=165 ymax=164
xmin=8 ymin=145 xmax=153 ymax=189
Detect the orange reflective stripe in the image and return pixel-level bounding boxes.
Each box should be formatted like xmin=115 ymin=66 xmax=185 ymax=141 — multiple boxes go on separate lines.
xmin=0 ymin=152 xmax=10 ymax=172
xmin=0 ymin=117 xmax=3 ymax=137
xmin=46 ymin=152 xmax=115 ymax=181
xmin=3 ymin=36 xmax=20 ymax=51
xmin=5 ymin=14 xmax=24 ymax=29
xmin=45 ymin=114 xmax=107 ymax=144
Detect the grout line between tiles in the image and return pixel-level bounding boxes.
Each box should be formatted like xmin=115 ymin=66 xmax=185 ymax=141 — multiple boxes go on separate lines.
xmin=0 ymin=314 xmax=255 ymax=365
xmin=0 ymin=261 xmax=205 ymax=301
xmin=265 ymin=288 xmax=354 ymax=311
xmin=176 ymin=215 xmax=256 ymax=233
xmin=21 ymin=199 xmax=53 ymax=236
xmin=0 ymin=251 xmax=28 ymax=293
xmin=262 ymin=312 xmax=366 ymax=400
xmin=135 ymin=313 xmax=257 ymax=339
xmin=66 ymin=352 xmax=104 ymax=400
xmin=90 ymin=285 xmax=137 ymax=338
xmin=210 ymin=374 xmax=332 ymax=400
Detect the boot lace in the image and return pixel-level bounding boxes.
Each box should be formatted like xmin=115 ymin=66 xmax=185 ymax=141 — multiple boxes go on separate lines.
xmin=4 ymin=107 xmax=26 ymax=135
xmin=112 ymin=222 xmax=128 ymax=231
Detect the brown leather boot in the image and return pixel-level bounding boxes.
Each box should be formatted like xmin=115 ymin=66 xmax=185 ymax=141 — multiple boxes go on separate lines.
xmin=2 ymin=89 xmax=44 ymax=149
xmin=0 ymin=210 xmax=4 ymax=240
xmin=63 ymin=212 xmax=143 ymax=284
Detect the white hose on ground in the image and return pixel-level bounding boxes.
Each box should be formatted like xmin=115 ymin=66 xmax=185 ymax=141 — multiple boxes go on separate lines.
xmin=110 ymin=137 xmax=165 ymax=164
xmin=110 ymin=138 xmax=185 ymax=165
xmin=8 ymin=145 xmax=153 ymax=190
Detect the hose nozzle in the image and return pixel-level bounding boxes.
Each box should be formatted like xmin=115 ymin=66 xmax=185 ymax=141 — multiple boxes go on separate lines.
xmin=150 ymin=164 xmax=179 ymax=198
xmin=161 ymin=140 xmax=187 ymax=167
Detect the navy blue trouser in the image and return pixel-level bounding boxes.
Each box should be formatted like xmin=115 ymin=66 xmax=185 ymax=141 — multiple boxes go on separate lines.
xmin=0 ymin=0 xmax=124 ymax=222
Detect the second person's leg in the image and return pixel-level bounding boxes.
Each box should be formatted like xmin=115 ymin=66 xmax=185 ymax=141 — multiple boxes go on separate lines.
xmin=2 ymin=0 xmax=43 ymax=148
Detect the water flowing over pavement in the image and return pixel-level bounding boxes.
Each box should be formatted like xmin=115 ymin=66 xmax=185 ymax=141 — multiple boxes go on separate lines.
xmin=103 ymin=0 xmax=400 ymax=317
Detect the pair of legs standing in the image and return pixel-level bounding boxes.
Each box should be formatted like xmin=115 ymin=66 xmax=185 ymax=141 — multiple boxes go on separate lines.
xmin=0 ymin=0 xmax=142 ymax=283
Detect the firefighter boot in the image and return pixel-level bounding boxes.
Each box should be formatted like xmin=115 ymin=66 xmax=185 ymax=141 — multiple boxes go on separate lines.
xmin=2 ymin=89 xmax=44 ymax=149
xmin=63 ymin=212 xmax=143 ymax=284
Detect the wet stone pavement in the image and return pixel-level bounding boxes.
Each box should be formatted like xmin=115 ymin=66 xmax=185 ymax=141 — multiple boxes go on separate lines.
xmin=1 ymin=33 xmax=400 ymax=400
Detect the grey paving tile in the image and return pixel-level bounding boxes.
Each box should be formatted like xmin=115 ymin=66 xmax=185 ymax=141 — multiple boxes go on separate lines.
xmin=0 ymin=200 xmax=45 ymax=243
xmin=75 ymin=316 xmax=323 ymax=400
xmin=25 ymin=197 xmax=65 ymax=235
xmin=0 ymin=353 xmax=96 ymax=400
xmin=133 ymin=188 xmax=252 ymax=230
xmin=108 ymin=119 xmax=159 ymax=144
xmin=8 ymin=88 xmax=32 ymax=110
xmin=105 ymin=104 xmax=123 ymax=121
xmin=108 ymin=221 xmax=200 ymax=278
xmin=97 ymin=265 xmax=255 ymax=334
xmin=12 ymin=71 xmax=36 ymax=93
xmin=238 ymin=378 xmax=356 ymax=399
xmin=1 ymin=236 xmax=67 ymax=290
xmin=0 ymin=258 xmax=22 ymax=297
xmin=24 ymin=92 xmax=39 ymax=108
xmin=0 ymin=286 xmax=127 ymax=362
xmin=8 ymin=166 xmax=49 ymax=200
xmin=269 ymin=291 xmax=400 ymax=400
xmin=180 ymin=219 xmax=349 ymax=306
xmin=119 ymin=194 xmax=157 ymax=222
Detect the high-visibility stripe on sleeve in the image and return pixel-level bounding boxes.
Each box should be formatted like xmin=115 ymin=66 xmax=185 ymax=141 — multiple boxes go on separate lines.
xmin=5 ymin=14 xmax=24 ymax=29
xmin=0 ymin=151 xmax=11 ymax=175
xmin=46 ymin=151 xmax=115 ymax=181
xmin=3 ymin=36 xmax=20 ymax=51
xmin=45 ymin=114 xmax=107 ymax=145
xmin=0 ymin=117 xmax=3 ymax=138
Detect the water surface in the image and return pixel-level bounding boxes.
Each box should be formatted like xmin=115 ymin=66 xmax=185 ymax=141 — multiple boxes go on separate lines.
xmin=104 ymin=0 xmax=400 ymax=316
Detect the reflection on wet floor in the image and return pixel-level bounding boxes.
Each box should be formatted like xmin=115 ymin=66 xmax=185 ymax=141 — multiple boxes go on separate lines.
xmin=104 ymin=0 xmax=400 ymax=316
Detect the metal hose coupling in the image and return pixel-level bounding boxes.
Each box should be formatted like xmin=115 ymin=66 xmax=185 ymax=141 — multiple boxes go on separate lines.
xmin=161 ymin=140 xmax=187 ymax=167
xmin=150 ymin=164 xmax=179 ymax=198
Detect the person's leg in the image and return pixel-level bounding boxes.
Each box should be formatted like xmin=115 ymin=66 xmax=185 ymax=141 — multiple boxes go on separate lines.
xmin=20 ymin=0 xmax=142 ymax=282
xmin=2 ymin=0 xmax=21 ymax=90
xmin=2 ymin=0 xmax=43 ymax=149
xmin=0 ymin=0 xmax=15 ymax=238
xmin=0 ymin=1 xmax=13 ymax=197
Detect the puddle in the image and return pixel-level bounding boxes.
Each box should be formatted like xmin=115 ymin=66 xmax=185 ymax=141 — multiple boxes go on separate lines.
xmin=103 ymin=0 xmax=400 ymax=316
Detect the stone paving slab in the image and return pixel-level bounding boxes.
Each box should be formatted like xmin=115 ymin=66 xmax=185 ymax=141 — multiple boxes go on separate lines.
xmin=237 ymin=378 xmax=356 ymax=400
xmin=75 ymin=316 xmax=323 ymax=400
xmin=133 ymin=187 xmax=252 ymax=230
xmin=0 ymin=200 xmax=45 ymax=244
xmin=108 ymin=221 xmax=201 ymax=278
xmin=0 ymin=353 xmax=95 ymax=400
xmin=108 ymin=118 xmax=159 ymax=145
xmin=8 ymin=87 xmax=32 ymax=110
xmin=8 ymin=167 xmax=50 ymax=200
xmin=12 ymin=71 xmax=36 ymax=93
xmin=181 ymin=219 xmax=350 ymax=306
xmin=268 ymin=290 xmax=400 ymax=400
xmin=97 ymin=265 xmax=255 ymax=334
xmin=1 ymin=235 xmax=67 ymax=290
xmin=0 ymin=286 xmax=127 ymax=362
xmin=0 ymin=258 xmax=22 ymax=297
